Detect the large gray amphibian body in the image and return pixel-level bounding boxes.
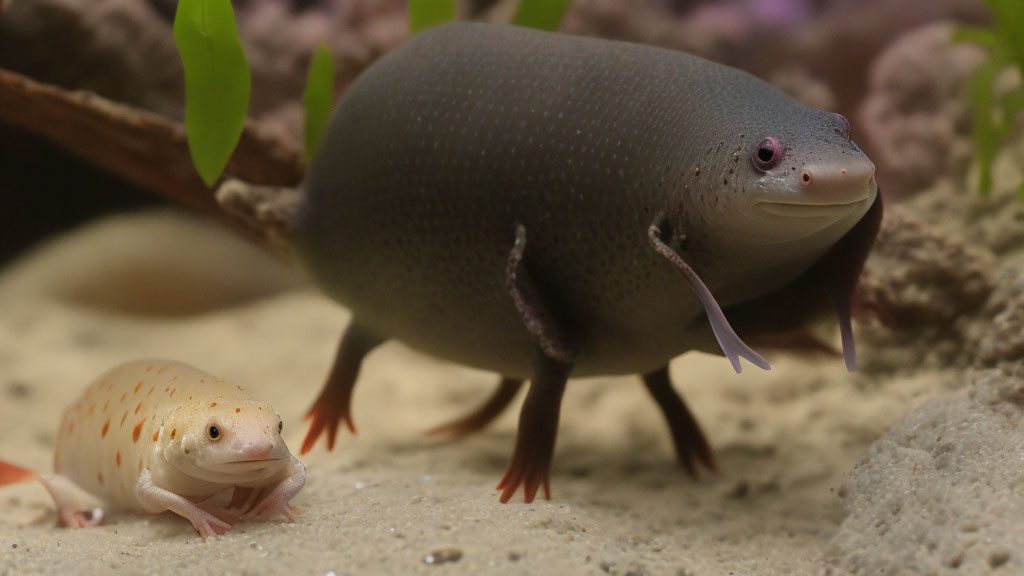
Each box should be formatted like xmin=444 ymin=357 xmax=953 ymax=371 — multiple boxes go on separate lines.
xmin=295 ymin=22 xmax=882 ymax=502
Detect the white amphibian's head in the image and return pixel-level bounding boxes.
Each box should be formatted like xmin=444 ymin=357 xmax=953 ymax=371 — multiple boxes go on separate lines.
xmin=164 ymin=398 xmax=293 ymax=485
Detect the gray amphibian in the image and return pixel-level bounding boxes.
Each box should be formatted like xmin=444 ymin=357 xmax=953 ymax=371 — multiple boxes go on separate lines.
xmin=293 ymin=22 xmax=882 ymax=502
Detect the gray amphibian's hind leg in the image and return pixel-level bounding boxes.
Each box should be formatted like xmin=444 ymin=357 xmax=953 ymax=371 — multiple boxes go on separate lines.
xmin=301 ymin=321 xmax=384 ymax=455
xmin=497 ymin=353 xmax=571 ymax=503
xmin=642 ymin=367 xmax=716 ymax=476
xmin=498 ymin=222 xmax=575 ymax=503
xmin=425 ymin=377 xmax=524 ymax=439
xmin=648 ymin=221 xmax=770 ymax=373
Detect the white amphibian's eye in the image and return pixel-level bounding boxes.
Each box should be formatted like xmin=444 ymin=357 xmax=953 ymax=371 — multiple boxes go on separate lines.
xmin=277 ymin=421 xmax=283 ymax=434
xmin=208 ymin=424 xmax=221 ymax=440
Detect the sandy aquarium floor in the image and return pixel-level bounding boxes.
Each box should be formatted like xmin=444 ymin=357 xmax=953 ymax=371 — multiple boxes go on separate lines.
xmin=0 ymin=210 xmax=951 ymax=575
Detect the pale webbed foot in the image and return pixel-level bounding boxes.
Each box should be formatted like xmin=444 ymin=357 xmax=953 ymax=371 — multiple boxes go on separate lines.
xmin=58 ymin=507 xmax=103 ymax=529
xmin=245 ymin=456 xmax=306 ymax=522
xmin=195 ymin=501 xmax=242 ymax=526
xmin=136 ymin=469 xmax=237 ymax=541
xmin=37 ymin=473 xmax=105 ymax=530
xmin=188 ymin=509 xmax=234 ymax=541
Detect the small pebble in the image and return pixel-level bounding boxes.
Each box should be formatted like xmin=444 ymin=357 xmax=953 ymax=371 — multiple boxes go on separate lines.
xmin=6 ymin=381 xmax=30 ymax=399
xmin=989 ymin=549 xmax=1011 ymax=568
xmin=423 ymin=548 xmax=463 ymax=565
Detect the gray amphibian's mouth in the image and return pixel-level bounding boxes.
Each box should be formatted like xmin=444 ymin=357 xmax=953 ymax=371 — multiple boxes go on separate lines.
xmin=756 ymin=197 xmax=869 ymax=218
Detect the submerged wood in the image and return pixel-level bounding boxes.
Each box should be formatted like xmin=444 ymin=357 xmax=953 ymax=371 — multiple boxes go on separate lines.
xmin=0 ymin=66 xmax=305 ymax=254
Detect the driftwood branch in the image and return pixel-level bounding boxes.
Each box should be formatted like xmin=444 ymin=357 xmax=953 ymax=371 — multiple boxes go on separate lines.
xmin=0 ymin=66 xmax=305 ymax=254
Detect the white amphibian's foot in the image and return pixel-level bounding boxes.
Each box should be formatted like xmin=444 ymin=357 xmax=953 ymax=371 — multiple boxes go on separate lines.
xmin=246 ymin=456 xmax=306 ymax=522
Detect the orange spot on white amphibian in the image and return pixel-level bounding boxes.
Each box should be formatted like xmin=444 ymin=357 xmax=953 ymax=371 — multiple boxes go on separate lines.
xmin=8 ymin=359 xmax=307 ymax=541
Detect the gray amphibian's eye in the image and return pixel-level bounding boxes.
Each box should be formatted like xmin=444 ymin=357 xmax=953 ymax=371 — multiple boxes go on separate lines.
xmin=208 ymin=425 xmax=221 ymax=440
xmin=752 ymin=137 xmax=782 ymax=172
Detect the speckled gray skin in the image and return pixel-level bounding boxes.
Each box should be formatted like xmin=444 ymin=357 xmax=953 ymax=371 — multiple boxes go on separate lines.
xmin=294 ymin=22 xmax=880 ymax=502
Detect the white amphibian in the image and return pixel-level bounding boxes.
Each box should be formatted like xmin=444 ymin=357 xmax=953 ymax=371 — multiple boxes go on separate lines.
xmin=0 ymin=360 xmax=306 ymax=540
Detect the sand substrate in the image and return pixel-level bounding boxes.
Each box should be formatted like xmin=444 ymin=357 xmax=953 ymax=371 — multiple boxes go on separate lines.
xmin=0 ymin=210 xmax=996 ymax=575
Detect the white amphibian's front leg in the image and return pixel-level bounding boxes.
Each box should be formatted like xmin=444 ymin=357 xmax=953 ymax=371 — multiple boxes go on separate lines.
xmin=39 ymin=474 xmax=104 ymax=529
xmin=248 ymin=456 xmax=306 ymax=521
xmin=135 ymin=469 xmax=233 ymax=540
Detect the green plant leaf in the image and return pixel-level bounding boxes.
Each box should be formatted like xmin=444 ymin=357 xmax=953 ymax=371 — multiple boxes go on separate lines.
xmin=951 ymin=26 xmax=997 ymax=47
xmin=303 ymin=45 xmax=335 ymax=162
xmin=1001 ymin=85 xmax=1024 ymax=120
xmin=174 ymin=0 xmax=251 ymax=188
xmin=513 ymin=0 xmax=572 ymax=31
xmin=985 ymin=0 xmax=1024 ymax=68
xmin=967 ymin=58 xmax=1003 ymax=197
xmin=409 ymin=0 xmax=456 ymax=35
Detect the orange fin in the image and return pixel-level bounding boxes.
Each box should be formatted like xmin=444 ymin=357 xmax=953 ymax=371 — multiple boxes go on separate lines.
xmin=0 ymin=460 xmax=39 ymax=486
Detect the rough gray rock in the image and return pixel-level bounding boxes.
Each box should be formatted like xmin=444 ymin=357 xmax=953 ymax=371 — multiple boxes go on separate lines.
xmin=857 ymin=22 xmax=985 ymax=197
xmin=977 ymin=257 xmax=1024 ymax=366
xmin=856 ymin=207 xmax=995 ymax=372
xmin=829 ymin=362 xmax=1024 ymax=575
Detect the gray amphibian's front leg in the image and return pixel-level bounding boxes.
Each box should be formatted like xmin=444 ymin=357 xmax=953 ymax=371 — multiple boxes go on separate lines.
xmin=426 ymin=376 xmax=524 ymax=439
xmin=506 ymin=222 xmax=575 ymax=363
xmin=648 ymin=221 xmax=770 ymax=373
xmin=642 ymin=366 xmax=715 ymax=476
xmin=302 ymin=321 xmax=384 ymax=454
xmin=499 ymin=222 xmax=575 ymax=503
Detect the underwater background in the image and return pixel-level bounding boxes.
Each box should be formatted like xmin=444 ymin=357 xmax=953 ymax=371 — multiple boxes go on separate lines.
xmin=1 ymin=1 xmax=1023 ymax=574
